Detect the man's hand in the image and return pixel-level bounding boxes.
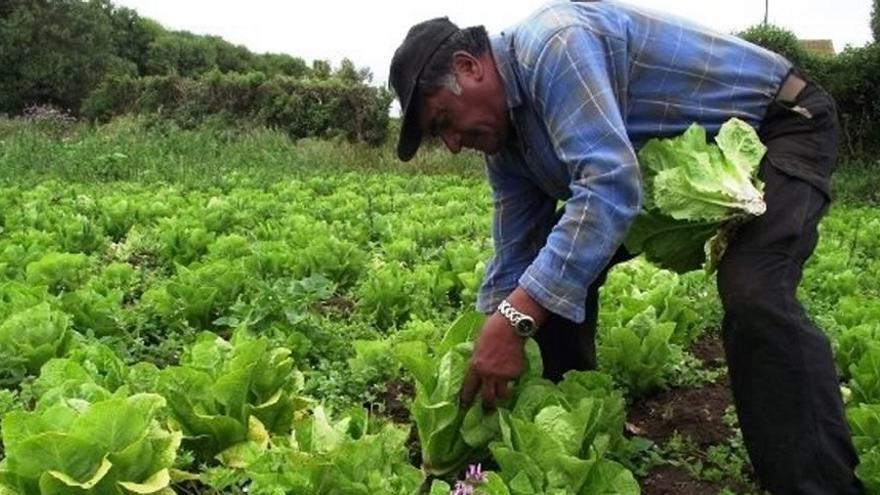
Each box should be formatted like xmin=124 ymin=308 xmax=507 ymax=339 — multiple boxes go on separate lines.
xmin=460 ymin=311 xmax=525 ymax=410
xmin=460 ymin=287 xmax=547 ymax=410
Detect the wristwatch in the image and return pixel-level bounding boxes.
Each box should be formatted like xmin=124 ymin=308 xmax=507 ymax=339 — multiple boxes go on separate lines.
xmin=497 ymin=299 xmax=538 ymax=338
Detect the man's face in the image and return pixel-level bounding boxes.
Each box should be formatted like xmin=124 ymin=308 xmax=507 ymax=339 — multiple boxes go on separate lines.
xmin=417 ymin=53 xmax=509 ymax=155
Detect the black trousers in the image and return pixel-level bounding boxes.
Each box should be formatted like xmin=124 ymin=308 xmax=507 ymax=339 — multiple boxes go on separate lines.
xmin=534 ymin=76 xmax=864 ymax=494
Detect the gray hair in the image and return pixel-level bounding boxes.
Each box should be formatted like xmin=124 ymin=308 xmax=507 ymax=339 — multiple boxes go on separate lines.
xmin=437 ymin=73 xmax=462 ymax=96
xmin=417 ymin=26 xmax=491 ymax=96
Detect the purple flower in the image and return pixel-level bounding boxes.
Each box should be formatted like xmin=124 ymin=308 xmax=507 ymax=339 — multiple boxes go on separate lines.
xmin=452 ymin=480 xmax=474 ymax=495
xmin=450 ymin=464 xmax=489 ymax=494
xmin=465 ymin=463 xmax=488 ymax=484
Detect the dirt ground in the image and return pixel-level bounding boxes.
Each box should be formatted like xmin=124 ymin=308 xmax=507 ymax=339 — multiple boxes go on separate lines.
xmin=631 ymin=332 xmax=762 ymax=495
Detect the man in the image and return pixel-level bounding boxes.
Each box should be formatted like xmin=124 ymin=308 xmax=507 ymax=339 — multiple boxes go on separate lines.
xmin=389 ymin=1 xmax=863 ymax=494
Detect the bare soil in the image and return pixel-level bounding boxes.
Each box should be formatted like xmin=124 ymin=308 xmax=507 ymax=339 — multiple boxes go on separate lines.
xmin=632 ymin=332 xmax=761 ymax=495
xmin=640 ymin=465 xmax=723 ymax=495
xmin=628 ymin=377 xmax=734 ymax=447
xmin=689 ymin=332 xmax=727 ymax=369
xmin=312 ymin=294 xmax=356 ymax=316
xmin=380 ymin=379 xmax=415 ymax=424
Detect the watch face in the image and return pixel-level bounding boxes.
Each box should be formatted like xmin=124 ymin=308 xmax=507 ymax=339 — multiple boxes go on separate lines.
xmin=516 ymin=318 xmax=536 ymax=336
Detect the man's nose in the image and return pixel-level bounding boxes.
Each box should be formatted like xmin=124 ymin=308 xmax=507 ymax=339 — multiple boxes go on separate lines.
xmin=441 ymin=132 xmax=462 ymax=154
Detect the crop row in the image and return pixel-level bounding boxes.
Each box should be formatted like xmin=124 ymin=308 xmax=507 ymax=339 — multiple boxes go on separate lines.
xmin=0 ymin=173 xmax=875 ymax=493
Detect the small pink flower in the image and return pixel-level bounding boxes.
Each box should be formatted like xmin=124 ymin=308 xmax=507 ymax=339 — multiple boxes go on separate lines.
xmin=465 ymin=463 xmax=488 ymax=484
xmin=452 ymin=480 xmax=474 ymax=495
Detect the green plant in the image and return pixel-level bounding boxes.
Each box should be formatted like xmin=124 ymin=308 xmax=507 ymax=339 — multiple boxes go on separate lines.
xmin=243 ymin=407 xmax=423 ymax=495
xmin=156 ymin=332 xmax=306 ymax=463
xmin=625 ymin=119 xmax=767 ymax=273
xmin=737 ymin=24 xmax=811 ymax=68
xmin=25 ymin=252 xmax=91 ymax=294
xmin=487 ymin=372 xmax=637 ymax=494
xmin=0 ymin=303 xmax=73 ymax=377
xmin=598 ymin=307 xmax=679 ymax=395
xmin=0 ymin=393 xmax=180 ymax=495
xmin=849 ymin=345 xmax=880 ymax=404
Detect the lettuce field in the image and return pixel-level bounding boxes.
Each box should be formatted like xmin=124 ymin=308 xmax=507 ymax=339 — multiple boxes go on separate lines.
xmin=0 ymin=121 xmax=878 ymax=494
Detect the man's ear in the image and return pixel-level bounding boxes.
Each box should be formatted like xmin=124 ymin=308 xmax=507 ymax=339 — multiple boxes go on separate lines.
xmin=451 ymin=51 xmax=484 ymax=81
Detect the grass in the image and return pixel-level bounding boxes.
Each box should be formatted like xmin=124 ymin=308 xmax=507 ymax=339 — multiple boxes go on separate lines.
xmin=0 ymin=116 xmax=875 ymax=208
xmin=0 ymin=116 xmax=485 ymax=187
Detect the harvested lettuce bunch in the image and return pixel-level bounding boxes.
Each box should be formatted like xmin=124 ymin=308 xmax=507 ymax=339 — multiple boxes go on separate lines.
xmin=625 ymin=118 xmax=767 ymax=273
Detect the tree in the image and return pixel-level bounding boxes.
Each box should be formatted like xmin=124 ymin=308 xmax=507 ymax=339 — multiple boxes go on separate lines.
xmin=872 ymin=0 xmax=879 ymax=42
xmin=0 ymin=0 xmax=116 ymax=113
xmin=254 ymin=53 xmax=310 ymax=78
xmin=210 ymin=36 xmax=253 ymax=73
xmin=311 ymin=60 xmax=332 ymax=80
xmin=738 ymin=23 xmax=810 ymax=68
xmin=106 ymin=5 xmax=161 ymax=76
xmin=334 ymin=58 xmax=373 ymax=84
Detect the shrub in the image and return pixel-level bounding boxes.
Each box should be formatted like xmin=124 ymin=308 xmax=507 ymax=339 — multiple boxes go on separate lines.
xmin=738 ymin=24 xmax=811 ymax=69
xmin=740 ymin=24 xmax=880 ymax=160
xmin=82 ymin=72 xmax=392 ymax=144
xmin=820 ymin=44 xmax=880 ymax=158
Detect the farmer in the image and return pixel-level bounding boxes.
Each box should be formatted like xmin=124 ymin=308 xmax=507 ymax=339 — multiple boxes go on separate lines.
xmin=389 ymin=1 xmax=862 ymax=494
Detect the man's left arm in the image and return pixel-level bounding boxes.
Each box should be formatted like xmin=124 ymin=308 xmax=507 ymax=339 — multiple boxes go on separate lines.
xmin=518 ymin=26 xmax=642 ymax=324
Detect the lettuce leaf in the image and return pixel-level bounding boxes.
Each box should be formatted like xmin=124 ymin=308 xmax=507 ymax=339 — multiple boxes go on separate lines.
xmin=625 ymin=118 xmax=767 ymax=273
xmin=157 ymin=332 xmax=306 ymax=463
xmin=0 ymin=393 xmax=179 ymax=495
xmin=394 ymin=313 xmax=543 ymax=476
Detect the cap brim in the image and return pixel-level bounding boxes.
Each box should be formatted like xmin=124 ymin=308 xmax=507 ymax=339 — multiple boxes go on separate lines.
xmin=396 ymin=102 xmax=423 ymax=162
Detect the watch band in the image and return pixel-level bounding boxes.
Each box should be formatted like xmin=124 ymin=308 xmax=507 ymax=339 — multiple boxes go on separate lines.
xmin=498 ymin=299 xmax=538 ymax=337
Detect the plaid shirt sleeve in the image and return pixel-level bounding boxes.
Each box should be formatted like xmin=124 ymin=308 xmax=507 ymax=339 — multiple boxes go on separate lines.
xmin=517 ymin=26 xmax=642 ymax=323
xmin=476 ymin=155 xmax=557 ymax=314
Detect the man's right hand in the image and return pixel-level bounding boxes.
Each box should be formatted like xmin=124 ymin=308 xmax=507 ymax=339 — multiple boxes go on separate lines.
xmin=459 ymin=311 xmax=527 ymax=411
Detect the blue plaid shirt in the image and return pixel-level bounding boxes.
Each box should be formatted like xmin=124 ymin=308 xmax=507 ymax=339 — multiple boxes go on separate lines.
xmin=476 ymin=0 xmax=792 ymax=322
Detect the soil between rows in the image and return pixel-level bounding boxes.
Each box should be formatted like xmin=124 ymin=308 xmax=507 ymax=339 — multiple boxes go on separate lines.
xmin=631 ymin=331 xmax=761 ymax=495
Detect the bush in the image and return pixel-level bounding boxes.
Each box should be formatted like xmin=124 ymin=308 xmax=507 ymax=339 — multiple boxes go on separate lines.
xmin=740 ymin=24 xmax=880 ymax=160
xmin=738 ymin=24 xmax=812 ymax=69
xmin=82 ymin=72 xmax=392 ymax=144
xmin=79 ymin=76 xmax=140 ymax=123
xmin=820 ymin=44 xmax=880 ymax=158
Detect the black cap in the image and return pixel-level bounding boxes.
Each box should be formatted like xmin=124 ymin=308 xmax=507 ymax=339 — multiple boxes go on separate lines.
xmin=389 ymin=17 xmax=460 ymax=161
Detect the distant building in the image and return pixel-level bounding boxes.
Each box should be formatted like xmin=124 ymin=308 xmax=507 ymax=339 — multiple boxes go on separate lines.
xmin=799 ymin=39 xmax=836 ymax=56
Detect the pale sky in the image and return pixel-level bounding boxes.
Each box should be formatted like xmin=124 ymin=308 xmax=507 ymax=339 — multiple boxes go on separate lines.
xmin=114 ymin=0 xmax=873 ymax=87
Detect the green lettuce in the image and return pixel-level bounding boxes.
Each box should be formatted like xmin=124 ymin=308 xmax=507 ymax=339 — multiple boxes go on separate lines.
xmin=0 ymin=303 xmax=73 ymax=378
xmin=488 ymin=371 xmax=638 ymax=494
xmin=625 ymin=118 xmax=767 ymax=273
xmin=598 ymin=306 xmax=678 ymax=395
xmin=393 ymin=313 xmax=543 ymax=476
xmin=157 ymin=332 xmax=307 ymax=463
xmin=850 ymin=345 xmax=880 ymax=405
xmin=240 ymin=406 xmax=423 ymax=495
xmin=848 ymin=404 xmax=880 ymax=494
xmin=0 ymin=393 xmax=180 ymax=495
xmin=395 ymin=312 xmax=636 ymax=490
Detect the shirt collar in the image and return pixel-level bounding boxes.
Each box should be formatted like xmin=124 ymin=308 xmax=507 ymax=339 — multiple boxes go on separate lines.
xmin=490 ymin=32 xmax=523 ymax=111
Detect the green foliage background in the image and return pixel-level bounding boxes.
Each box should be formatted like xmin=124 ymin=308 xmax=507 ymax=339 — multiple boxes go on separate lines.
xmin=0 ymin=0 xmax=388 ymax=143
xmin=873 ymin=0 xmax=879 ymax=43
xmin=739 ymin=23 xmax=880 ymax=159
